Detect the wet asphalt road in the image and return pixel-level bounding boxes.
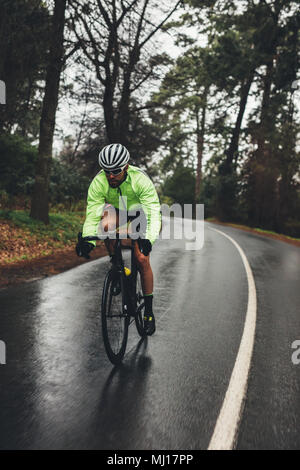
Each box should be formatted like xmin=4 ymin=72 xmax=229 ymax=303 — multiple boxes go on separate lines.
xmin=0 ymin=219 xmax=299 ymax=450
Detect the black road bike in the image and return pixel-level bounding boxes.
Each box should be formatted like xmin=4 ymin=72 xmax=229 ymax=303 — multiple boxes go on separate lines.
xmin=83 ymin=234 xmax=146 ymax=365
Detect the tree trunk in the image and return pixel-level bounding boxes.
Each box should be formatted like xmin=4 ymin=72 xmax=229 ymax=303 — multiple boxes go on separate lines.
xmin=0 ymin=6 xmax=8 ymax=78
xmin=225 ymin=70 xmax=255 ymax=170
xmin=30 ymin=0 xmax=67 ymax=223
xmin=103 ymin=84 xmax=116 ymax=143
xmin=195 ymin=88 xmax=208 ymax=204
xmin=117 ymin=46 xmax=140 ymax=146
xmin=257 ymin=58 xmax=274 ymax=153
xmin=217 ymin=70 xmax=255 ymax=221
xmin=253 ymin=58 xmax=275 ymax=227
xmin=20 ymin=78 xmax=34 ymax=137
xmin=118 ymin=76 xmax=131 ymax=145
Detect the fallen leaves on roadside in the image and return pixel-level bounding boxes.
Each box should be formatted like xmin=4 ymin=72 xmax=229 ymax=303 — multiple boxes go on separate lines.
xmin=0 ymin=220 xmax=71 ymax=265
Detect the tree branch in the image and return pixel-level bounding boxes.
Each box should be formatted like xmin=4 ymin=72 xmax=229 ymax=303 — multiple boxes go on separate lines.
xmin=71 ymin=13 xmax=106 ymax=84
xmin=134 ymin=0 xmax=150 ymax=48
xmin=96 ymin=0 xmax=112 ymax=27
xmin=63 ymin=41 xmax=81 ymax=63
xmin=139 ymin=0 xmax=182 ymax=50
xmin=117 ymin=0 xmax=140 ymax=26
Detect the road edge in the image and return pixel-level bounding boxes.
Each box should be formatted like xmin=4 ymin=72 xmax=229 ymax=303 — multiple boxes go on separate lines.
xmin=207 ymin=227 xmax=257 ymax=451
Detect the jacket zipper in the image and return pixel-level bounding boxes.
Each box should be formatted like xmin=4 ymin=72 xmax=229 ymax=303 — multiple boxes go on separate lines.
xmin=118 ymin=186 xmax=127 ymax=212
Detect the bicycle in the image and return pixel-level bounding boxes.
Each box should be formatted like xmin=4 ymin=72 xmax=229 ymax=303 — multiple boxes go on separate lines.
xmin=82 ymin=233 xmax=147 ymax=365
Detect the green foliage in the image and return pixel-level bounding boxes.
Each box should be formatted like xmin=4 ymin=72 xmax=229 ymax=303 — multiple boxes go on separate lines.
xmin=215 ymin=169 xmax=240 ymax=222
xmin=127 ymin=108 xmax=168 ymax=171
xmin=49 ymin=160 xmax=90 ymax=208
xmin=0 ymin=209 xmax=85 ymax=245
xmin=162 ymin=165 xmax=196 ymax=206
xmin=0 ymin=0 xmax=50 ymax=137
xmin=159 ymin=194 xmax=175 ymax=206
xmin=148 ymin=46 xmax=212 ymax=183
xmin=175 ymin=0 xmax=300 ymax=237
xmin=198 ymin=178 xmax=217 ymax=219
xmin=240 ymin=122 xmax=300 ymax=236
xmin=0 ymin=133 xmax=90 ymax=209
xmin=0 ymin=134 xmax=37 ymax=195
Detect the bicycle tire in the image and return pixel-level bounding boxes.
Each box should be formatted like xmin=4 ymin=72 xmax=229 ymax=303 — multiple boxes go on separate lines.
xmin=134 ymin=271 xmax=146 ymax=337
xmin=101 ymin=268 xmax=129 ymax=364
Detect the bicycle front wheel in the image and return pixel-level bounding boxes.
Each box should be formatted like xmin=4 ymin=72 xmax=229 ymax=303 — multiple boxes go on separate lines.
xmin=101 ymin=269 xmax=129 ymax=365
xmin=134 ymin=271 xmax=146 ymax=337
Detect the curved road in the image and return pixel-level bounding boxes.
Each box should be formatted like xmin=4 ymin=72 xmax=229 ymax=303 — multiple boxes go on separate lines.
xmin=0 ymin=220 xmax=299 ymax=450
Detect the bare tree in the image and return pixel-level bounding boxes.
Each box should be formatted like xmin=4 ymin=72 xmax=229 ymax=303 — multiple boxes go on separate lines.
xmin=69 ymin=0 xmax=182 ymax=147
xmin=30 ymin=0 xmax=67 ymax=223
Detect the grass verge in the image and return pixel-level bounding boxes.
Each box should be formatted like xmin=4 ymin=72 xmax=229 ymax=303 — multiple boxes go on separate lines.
xmin=0 ymin=209 xmax=86 ymax=264
xmin=206 ymin=218 xmax=300 ymax=246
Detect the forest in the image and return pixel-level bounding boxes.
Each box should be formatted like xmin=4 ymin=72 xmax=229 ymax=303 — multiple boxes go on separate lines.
xmin=0 ymin=0 xmax=299 ymax=239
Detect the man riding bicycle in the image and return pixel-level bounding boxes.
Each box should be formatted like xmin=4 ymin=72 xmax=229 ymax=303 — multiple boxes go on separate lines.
xmin=76 ymin=143 xmax=161 ymax=336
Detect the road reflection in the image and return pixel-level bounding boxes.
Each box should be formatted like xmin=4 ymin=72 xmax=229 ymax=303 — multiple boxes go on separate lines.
xmin=89 ymin=338 xmax=152 ymax=449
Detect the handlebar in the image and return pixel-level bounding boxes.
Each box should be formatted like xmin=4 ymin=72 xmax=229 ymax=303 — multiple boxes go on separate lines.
xmin=82 ymin=235 xmax=101 ymax=242
xmin=79 ymin=233 xmax=136 ymax=242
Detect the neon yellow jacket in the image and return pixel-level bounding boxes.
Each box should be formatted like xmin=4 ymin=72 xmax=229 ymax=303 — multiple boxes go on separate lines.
xmin=82 ymin=165 xmax=161 ymax=245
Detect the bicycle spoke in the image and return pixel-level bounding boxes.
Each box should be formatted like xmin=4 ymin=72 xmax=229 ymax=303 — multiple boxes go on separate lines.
xmin=101 ymin=270 xmax=129 ymax=364
xmin=134 ymin=271 xmax=146 ymax=337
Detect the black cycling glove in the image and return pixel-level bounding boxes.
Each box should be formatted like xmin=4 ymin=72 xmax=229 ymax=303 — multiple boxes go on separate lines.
xmin=137 ymin=238 xmax=152 ymax=256
xmin=76 ymin=232 xmax=94 ymax=259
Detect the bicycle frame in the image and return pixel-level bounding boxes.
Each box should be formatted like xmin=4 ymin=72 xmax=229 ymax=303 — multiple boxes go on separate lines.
xmin=114 ymin=238 xmax=139 ymax=319
xmin=84 ymin=234 xmax=139 ymax=318
xmin=82 ymin=233 xmax=146 ymax=363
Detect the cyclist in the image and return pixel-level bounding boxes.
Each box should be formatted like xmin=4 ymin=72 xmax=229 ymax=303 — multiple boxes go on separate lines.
xmin=76 ymin=143 xmax=161 ymax=336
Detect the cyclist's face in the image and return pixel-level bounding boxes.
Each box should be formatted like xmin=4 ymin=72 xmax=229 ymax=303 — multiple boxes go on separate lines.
xmin=105 ymin=165 xmax=128 ymax=188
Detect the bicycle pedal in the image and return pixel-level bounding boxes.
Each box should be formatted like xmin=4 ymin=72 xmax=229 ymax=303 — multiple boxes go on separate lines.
xmin=112 ymin=282 xmax=121 ymax=296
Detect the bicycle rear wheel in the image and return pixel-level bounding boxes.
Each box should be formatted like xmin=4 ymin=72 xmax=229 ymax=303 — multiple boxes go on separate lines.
xmin=134 ymin=271 xmax=146 ymax=337
xmin=101 ymin=269 xmax=129 ymax=364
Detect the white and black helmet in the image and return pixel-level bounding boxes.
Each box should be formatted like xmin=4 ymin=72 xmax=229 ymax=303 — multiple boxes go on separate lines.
xmin=98 ymin=143 xmax=130 ymax=170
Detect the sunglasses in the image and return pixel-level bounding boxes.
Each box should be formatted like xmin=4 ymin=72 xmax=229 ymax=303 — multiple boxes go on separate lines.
xmin=104 ymin=166 xmax=126 ymax=176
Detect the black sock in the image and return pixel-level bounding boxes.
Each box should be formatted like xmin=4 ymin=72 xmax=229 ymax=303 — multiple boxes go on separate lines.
xmin=144 ymin=294 xmax=153 ymax=315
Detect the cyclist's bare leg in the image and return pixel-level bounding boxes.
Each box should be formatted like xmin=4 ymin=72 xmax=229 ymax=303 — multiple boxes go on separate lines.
xmin=135 ymin=217 xmax=161 ymax=295
xmin=101 ymin=208 xmax=118 ymax=255
xmin=134 ymin=242 xmax=153 ymax=295
xmin=134 ymin=241 xmax=155 ymax=335
xmin=101 ymin=208 xmax=131 ymax=255
xmin=101 ymin=209 xmax=153 ymax=294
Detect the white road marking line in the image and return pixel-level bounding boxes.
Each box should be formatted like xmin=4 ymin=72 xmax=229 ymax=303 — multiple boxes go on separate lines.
xmin=157 ymin=305 xmax=172 ymax=323
xmin=207 ymin=227 xmax=257 ymax=450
